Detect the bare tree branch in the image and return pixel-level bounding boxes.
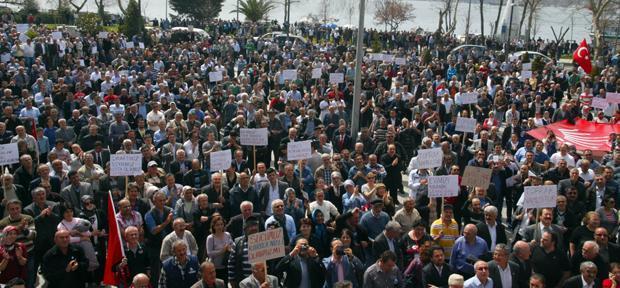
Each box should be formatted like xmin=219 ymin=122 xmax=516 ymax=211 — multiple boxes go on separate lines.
xmin=374 ymin=0 xmax=415 ymax=32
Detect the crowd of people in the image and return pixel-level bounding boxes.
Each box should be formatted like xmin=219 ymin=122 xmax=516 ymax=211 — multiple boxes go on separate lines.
xmin=0 ymin=10 xmax=619 ymax=288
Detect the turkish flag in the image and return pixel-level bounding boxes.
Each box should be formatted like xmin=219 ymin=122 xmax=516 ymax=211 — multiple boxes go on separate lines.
xmin=573 ymin=39 xmax=592 ymax=74
xmin=527 ymin=118 xmax=620 ymax=152
xmin=103 ymin=191 xmax=125 ymax=286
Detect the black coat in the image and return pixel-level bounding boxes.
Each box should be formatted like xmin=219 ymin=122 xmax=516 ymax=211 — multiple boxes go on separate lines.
xmin=476 ymin=222 xmax=508 ymax=251
xmin=372 ymin=233 xmax=403 ymax=267
xmin=41 ymin=244 xmax=89 ymax=288
xmin=488 ymin=260 xmax=521 ymax=288
xmin=562 ymin=275 xmax=600 ymax=288
xmin=422 ymin=263 xmax=453 ymax=288
xmin=275 ymin=254 xmax=326 ymax=288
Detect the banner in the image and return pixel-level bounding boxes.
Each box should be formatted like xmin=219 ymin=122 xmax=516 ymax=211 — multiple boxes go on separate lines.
xmin=110 ymin=154 xmax=143 ymax=176
xmin=527 ymin=118 xmax=620 ymax=152
xmin=522 ymin=185 xmax=557 ymax=209
xmin=428 ymin=175 xmax=460 ymax=198
xmin=247 ymin=228 xmax=285 ymax=263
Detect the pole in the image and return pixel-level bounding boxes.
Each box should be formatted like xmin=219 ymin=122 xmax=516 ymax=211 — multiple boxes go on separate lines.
xmin=165 ymin=0 xmax=168 ymax=22
xmin=466 ymin=0 xmax=472 ymax=44
xmin=507 ymin=4 xmax=514 ymax=45
xmin=350 ymin=0 xmax=365 ymax=141
xmin=125 ymin=176 xmax=129 ymax=197
xmin=236 ymin=0 xmax=240 ymax=22
xmin=253 ymin=146 xmax=257 ymax=172
xmin=109 ymin=190 xmax=126 ymax=257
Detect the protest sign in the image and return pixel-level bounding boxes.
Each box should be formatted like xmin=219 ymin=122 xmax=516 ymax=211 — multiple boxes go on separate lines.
xmin=607 ymin=92 xmax=620 ymax=104
xmin=282 ymin=69 xmax=298 ymax=80
xmin=591 ymin=97 xmax=609 ymax=110
xmin=91 ymin=46 xmax=98 ymax=54
xmin=395 ymin=57 xmax=406 ymax=65
xmin=209 ymin=71 xmax=223 ymax=82
xmin=18 ymin=33 xmax=28 ymax=42
xmin=522 ymin=185 xmax=557 ymax=209
xmin=1 ymin=53 xmax=11 ymax=63
xmin=455 ymin=117 xmax=477 ymax=133
xmin=110 ymin=154 xmax=143 ymax=176
xmin=460 ymin=92 xmax=478 ymax=104
xmin=52 ymin=31 xmax=63 ymax=40
xmin=210 ymin=150 xmax=232 ymax=171
xmin=16 ymin=24 xmax=29 ymax=33
xmin=521 ymin=70 xmax=532 ymax=80
xmin=0 ymin=143 xmax=19 ymax=166
xmin=247 ymin=228 xmax=285 ymax=264
xmin=461 ymin=166 xmax=493 ymax=189
xmin=522 ymin=63 xmax=532 ymax=70
xmin=311 ymin=68 xmax=322 ymax=79
xmin=287 ymin=140 xmax=312 ymax=161
xmin=415 ymin=148 xmax=443 ymax=169
xmin=97 ymin=31 xmax=108 ymax=39
xmin=329 ymin=73 xmax=344 ymax=84
xmin=371 ymin=53 xmax=384 ymax=61
xmin=382 ymin=54 xmax=394 ymax=63
xmin=240 ymin=128 xmax=269 ymax=146
xmin=139 ymin=42 xmax=145 ymax=49
xmin=428 ymin=175 xmax=460 ymax=198
xmin=125 ymin=42 xmax=134 ymax=49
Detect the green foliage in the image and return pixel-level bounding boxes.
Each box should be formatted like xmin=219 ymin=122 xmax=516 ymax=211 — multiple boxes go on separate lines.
xmin=521 ymin=51 xmax=530 ymax=63
xmin=531 ymin=56 xmax=544 ymax=72
xmin=121 ymin=0 xmax=144 ymax=38
xmin=371 ymin=36 xmax=381 ymax=53
xmin=76 ymin=13 xmax=103 ymax=36
xmin=422 ymin=47 xmax=432 ymax=65
xmin=56 ymin=4 xmax=74 ymax=24
xmin=231 ymin=0 xmax=276 ymax=22
xmin=170 ymin=0 xmax=223 ymax=23
xmin=20 ymin=0 xmax=40 ymax=16
xmin=25 ymin=29 xmax=38 ymax=39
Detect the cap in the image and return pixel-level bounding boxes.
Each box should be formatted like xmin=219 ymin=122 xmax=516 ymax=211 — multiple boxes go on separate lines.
xmin=448 ymin=274 xmax=464 ymax=286
xmin=148 ymin=161 xmax=158 ymax=167
xmin=2 ymin=225 xmax=18 ymax=235
xmin=371 ymin=198 xmax=384 ymax=205
xmin=244 ymin=215 xmax=260 ymax=229
xmin=344 ymin=179 xmax=355 ymax=187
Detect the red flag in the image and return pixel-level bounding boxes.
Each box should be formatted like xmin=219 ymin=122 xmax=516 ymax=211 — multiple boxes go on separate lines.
xmin=30 ymin=119 xmax=37 ymax=140
xmin=103 ymin=191 xmax=125 ymax=286
xmin=573 ymin=39 xmax=592 ymax=74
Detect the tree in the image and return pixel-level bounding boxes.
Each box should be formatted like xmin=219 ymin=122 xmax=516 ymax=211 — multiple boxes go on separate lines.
xmin=374 ymin=0 xmax=415 ymax=32
xmin=231 ymin=0 xmax=276 ymax=23
xmin=169 ymin=0 xmax=223 ymax=22
xmin=478 ymin=0 xmax=484 ymax=37
xmin=437 ymin=0 xmax=460 ymax=35
xmin=524 ymin=0 xmax=543 ymax=41
xmin=76 ymin=13 xmax=103 ymax=36
xmin=585 ymin=0 xmax=619 ymax=62
xmin=492 ymin=0 xmax=503 ymax=37
xmin=121 ymin=0 xmax=143 ymax=38
xmin=20 ymin=0 xmax=39 ymax=15
xmin=68 ymin=0 xmax=86 ymax=13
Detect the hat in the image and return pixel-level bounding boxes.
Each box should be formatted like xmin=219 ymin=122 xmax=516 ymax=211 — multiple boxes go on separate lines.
xmin=147 ymin=161 xmax=158 ymax=167
xmin=2 ymin=225 xmax=18 ymax=235
xmin=371 ymin=198 xmax=384 ymax=205
xmin=244 ymin=215 xmax=260 ymax=230
xmin=448 ymin=274 xmax=464 ymax=286
xmin=80 ymin=195 xmax=94 ymax=203
xmin=344 ymin=179 xmax=355 ymax=187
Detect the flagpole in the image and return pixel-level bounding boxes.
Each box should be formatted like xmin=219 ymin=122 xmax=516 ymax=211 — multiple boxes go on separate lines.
xmin=109 ymin=190 xmax=126 ymax=257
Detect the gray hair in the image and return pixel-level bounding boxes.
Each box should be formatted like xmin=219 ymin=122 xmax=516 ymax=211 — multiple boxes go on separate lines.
xmin=494 ymin=243 xmax=510 ymax=255
xmin=583 ymin=240 xmax=599 ymax=253
xmin=385 ymin=221 xmax=402 ymax=232
xmin=240 ymin=200 xmax=254 ymax=210
xmin=31 ymin=186 xmax=46 ymax=197
xmin=579 ymin=261 xmax=597 ymax=272
xmin=172 ymin=239 xmax=188 ymax=251
xmin=484 ymin=205 xmax=498 ymax=216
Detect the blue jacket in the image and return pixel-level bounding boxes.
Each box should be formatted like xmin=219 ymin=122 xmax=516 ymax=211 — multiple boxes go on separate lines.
xmin=322 ymin=255 xmax=364 ymax=288
xmin=161 ymin=255 xmax=200 ymax=288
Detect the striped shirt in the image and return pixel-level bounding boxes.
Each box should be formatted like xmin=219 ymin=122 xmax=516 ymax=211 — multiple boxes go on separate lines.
xmin=228 ymin=239 xmax=252 ymax=282
xmin=430 ymin=218 xmax=459 ymax=258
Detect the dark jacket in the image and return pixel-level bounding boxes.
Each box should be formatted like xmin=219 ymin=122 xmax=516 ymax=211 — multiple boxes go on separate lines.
xmin=476 ymin=221 xmax=508 ymax=251
xmin=258 ymin=181 xmax=288 ymax=213
xmin=41 ymin=244 xmax=89 ymax=288
xmin=562 ymin=275 xmax=600 ymax=288
xmin=422 ymin=263 xmax=453 ymax=288
xmin=488 ymin=260 xmax=521 ymax=288
xmin=372 ymin=232 xmax=403 ymax=267
xmin=275 ymin=254 xmax=326 ymax=288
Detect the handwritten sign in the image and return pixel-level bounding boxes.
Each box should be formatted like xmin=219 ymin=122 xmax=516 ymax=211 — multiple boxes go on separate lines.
xmin=522 ymin=63 xmax=532 ymax=70
xmin=110 ymin=154 xmax=143 ymax=176
xmin=591 ymin=97 xmax=609 ymax=110
xmin=522 ymin=185 xmax=557 ymax=209
xmin=371 ymin=53 xmax=384 ymax=61
xmin=208 ymin=71 xmax=223 ymax=82
xmin=52 ymin=31 xmax=63 ymax=40
xmin=0 ymin=143 xmax=19 ymax=166
xmin=209 ymin=150 xmax=232 ymax=171
xmin=606 ymin=93 xmax=620 ymax=104
xmin=97 ymin=31 xmax=108 ymax=39
xmin=311 ymin=68 xmax=322 ymax=79
xmin=460 ymin=92 xmax=478 ymax=104
xmin=521 ymin=70 xmax=532 ymax=80
xmin=329 ymin=73 xmax=344 ymax=84
xmin=395 ymin=57 xmax=406 ymax=65
xmin=139 ymin=42 xmax=145 ymax=49
xmin=240 ymin=128 xmax=268 ymax=146
xmin=382 ymin=54 xmax=394 ymax=63
xmin=428 ymin=175 xmax=460 ymax=198
xmin=16 ymin=24 xmax=29 ymax=33
xmin=287 ymin=140 xmax=312 ymax=161
xmin=456 ymin=117 xmax=477 ymax=133
xmin=282 ymin=69 xmax=297 ymax=80
xmin=125 ymin=42 xmax=134 ymax=49
xmin=415 ymin=148 xmax=443 ymax=169
xmin=247 ymin=228 xmax=285 ymax=263
xmin=461 ymin=166 xmax=493 ymax=189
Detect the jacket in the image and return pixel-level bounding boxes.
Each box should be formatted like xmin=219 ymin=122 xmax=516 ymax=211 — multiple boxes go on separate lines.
xmin=422 ymin=263 xmax=453 ymax=288
xmin=488 ymin=260 xmax=521 ymax=288
xmin=476 ymin=222 xmax=508 ymax=251
xmin=275 ymin=254 xmax=326 ymax=288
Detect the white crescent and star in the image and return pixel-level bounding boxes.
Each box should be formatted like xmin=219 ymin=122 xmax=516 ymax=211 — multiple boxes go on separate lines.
xmin=577 ymin=47 xmax=589 ymax=60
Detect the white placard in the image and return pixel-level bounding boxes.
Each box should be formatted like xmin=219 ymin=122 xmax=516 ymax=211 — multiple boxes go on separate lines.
xmin=139 ymin=42 xmax=145 ymax=49
xmin=125 ymin=42 xmax=134 ymax=49
xmin=522 ymin=63 xmax=532 ymax=70
xmin=247 ymin=228 xmax=285 ymax=263
xmin=240 ymin=128 xmax=268 ymax=146
xmin=209 ymin=150 xmax=232 ymax=171
xmin=606 ymin=93 xmax=620 ymax=104
xmin=110 ymin=154 xmax=143 ymax=176
xmin=18 ymin=33 xmax=28 ymax=42
xmin=79 ymin=59 xmax=85 ymax=66
xmin=415 ymin=148 xmax=443 ymax=169
xmin=208 ymin=71 xmax=223 ymax=82
xmin=52 ymin=31 xmax=63 ymax=40
xmin=428 ymin=175 xmax=460 ymax=198
xmin=16 ymin=24 xmax=29 ymax=33
xmin=91 ymin=46 xmax=98 ymax=54
xmin=395 ymin=57 xmax=406 ymax=65
xmin=0 ymin=143 xmax=19 ymax=166
xmin=460 ymin=92 xmax=478 ymax=105
xmin=522 ymin=185 xmax=557 ymax=209
xmin=455 ymin=117 xmax=477 ymax=133
xmin=371 ymin=53 xmax=384 ymax=61
xmin=311 ymin=68 xmax=322 ymax=79
xmin=287 ymin=140 xmax=312 ymax=161
xmin=1 ymin=53 xmax=11 ymax=63
xmin=282 ymin=69 xmax=297 ymax=80
xmin=521 ymin=70 xmax=532 ymax=80
xmin=591 ymin=97 xmax=609 ymax=110
xmin=98 ymin=31 xmax=108 ymax=39
xmin=329 ymin=73 xmax=344 ymax=84
xmin=382 ymin=54 xmax=394 ymax=63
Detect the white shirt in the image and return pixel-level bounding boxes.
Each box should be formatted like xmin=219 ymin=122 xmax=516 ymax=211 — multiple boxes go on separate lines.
xmin=266 ymin=183 xmax=279 ymax=216
xmin=498 ymin=264 xmax=512 ymax=288
xmin=581 ymin=275 xmax=595 ymax=288
xmin=550 ymin=152 xmax=575 ymax=167
xmin=309 ymin=200 xmax=340 ymax=222
xmin=487 ymin=222 xmax=497 ymax=251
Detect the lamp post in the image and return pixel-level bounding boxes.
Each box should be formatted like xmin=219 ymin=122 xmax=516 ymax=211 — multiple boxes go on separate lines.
xmin=351 ymin=0 xmax=365 ymax=140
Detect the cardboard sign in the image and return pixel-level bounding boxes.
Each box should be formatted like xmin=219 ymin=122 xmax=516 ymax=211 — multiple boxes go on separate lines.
xmin=97 ymin=31 xmax=108 ymax=39
xmin=282 ymin=69 xmax=297 ymax=80
xmin=522 ymin=63 xmax=532 ymax=70
xmin=428 ymin=175 xmax=460 ymax=198
xmin=209 ymin=150 xmax=232 ymax=171
xmin=455 ymin=117 xmax=477 ymax=133
xmin=522 ymin=185 xmax=557 ymax=209
xmin=125 ymin=42 xmax=134 ymax=49
xmin=607 ymin=93 xmax=620 ymax=104
xmin=208 ymin=71 xmax=223 ymax=82
xmin=0 ymin=143 xmax=19 ymax=166
xmin=110 ymin=154 xmax=143 ymax=176
xmin=16 ymin=24 xmax=29 ymax=33
xmin=415 ymin=148 xmax=443 ymax=169
xmin=329 ymin=73 xmax=344 ymax=84
xmin=247 ymin=228 xmax=285 ymax=264
xmin=460 ymin=92 xmax=478 ymax=105
xmin=591 ymin=97 xmax=609 ymax=110
xmin=240 ymin=128 xmax=268 ymax=146
xmin=521 ymin=70 xmax=532 ymax=80
xmin=395 ymin=57 xmax=406 ymax=65
xmin=461 ymin=166 xmax=493 ymax=189
xmin=139 ymin=42 xmax=145 ymax=49
xmin=52 ymin=31 xmax=63 ymax=40
xmin=311 ymin=68 xmax=322 ymax=79
xmin=287 ymin=140 xmax=312 ymax=161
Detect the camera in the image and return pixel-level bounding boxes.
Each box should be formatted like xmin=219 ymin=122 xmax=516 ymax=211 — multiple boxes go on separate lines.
xmin=301 ymin=244 xmax=309 ymax=252
xmin=335 ymin=246 xmax=345 ymax=256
